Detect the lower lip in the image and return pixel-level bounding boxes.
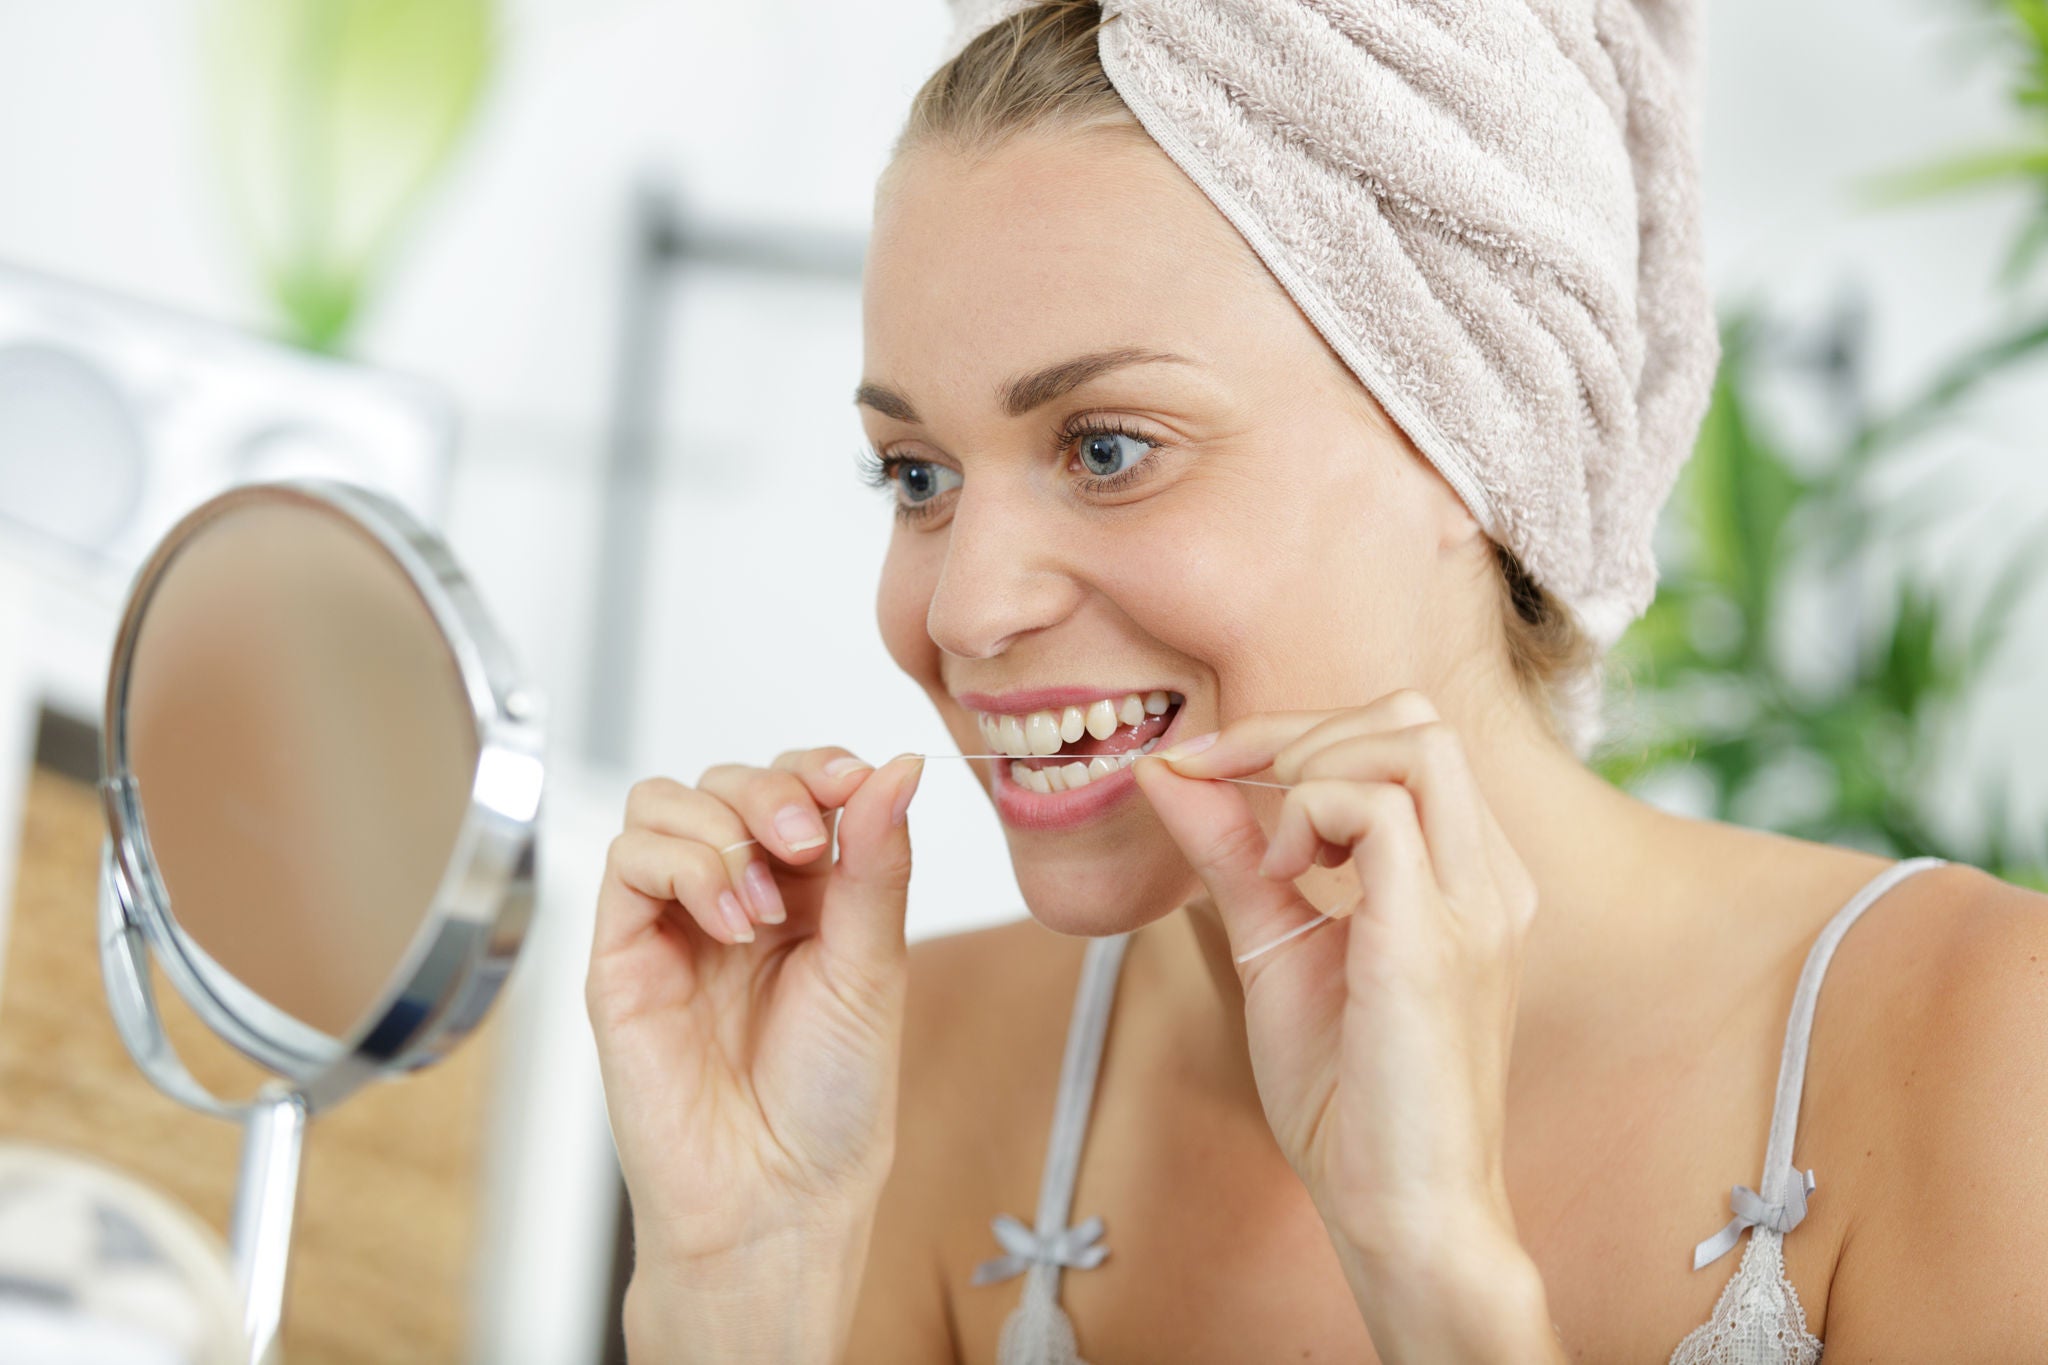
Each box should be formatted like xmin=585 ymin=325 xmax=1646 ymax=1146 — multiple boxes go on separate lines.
xmin=989 ymin=705 xmax=1185 ymax=832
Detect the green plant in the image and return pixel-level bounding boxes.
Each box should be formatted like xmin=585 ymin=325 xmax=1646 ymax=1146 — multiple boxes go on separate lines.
xmin=1593 ymin=308 xmax=2048 ymax=890
xmin=1849 ymin=0 xmax=2048 ymax=434
xmin=1860 ymin=0 xmax=2048 ymax=291
xmin=1595 ymin=0 xmax=2048 ymax=891
xmin=208 ymin=0 xmax=496 ymax=353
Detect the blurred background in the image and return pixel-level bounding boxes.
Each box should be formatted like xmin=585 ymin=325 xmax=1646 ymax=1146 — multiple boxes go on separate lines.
xmin=0 ymin=0 xmax=2043 ymax=1361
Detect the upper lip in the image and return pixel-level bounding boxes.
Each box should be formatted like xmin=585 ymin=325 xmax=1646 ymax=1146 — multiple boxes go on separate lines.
xmin=953 ymin=685 xmax=1179 ymax=716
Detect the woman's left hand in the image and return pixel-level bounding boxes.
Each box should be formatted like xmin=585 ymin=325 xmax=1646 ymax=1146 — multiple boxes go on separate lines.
xmin=1132 ymin=689 xmax=1555 ymax=1357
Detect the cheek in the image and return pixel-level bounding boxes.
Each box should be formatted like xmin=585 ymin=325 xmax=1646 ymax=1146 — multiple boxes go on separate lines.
xmin=875 ymin=535 xmax=937 ymax=682
xmin=1088 ymin=445 xmax=1426 ymax=707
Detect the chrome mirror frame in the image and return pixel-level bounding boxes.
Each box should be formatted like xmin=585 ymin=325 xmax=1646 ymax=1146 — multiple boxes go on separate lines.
xmin=93 ymin=478 xmax=544 ymax=1363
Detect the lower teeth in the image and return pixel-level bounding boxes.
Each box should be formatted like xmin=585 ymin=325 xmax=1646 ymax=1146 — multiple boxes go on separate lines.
xmin=1009 ymin=736 xmax=1162 ymax=794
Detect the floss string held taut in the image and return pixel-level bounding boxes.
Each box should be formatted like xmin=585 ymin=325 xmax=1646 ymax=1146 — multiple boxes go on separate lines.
xmin=719 ymin=753 xmax=1328 ymax=964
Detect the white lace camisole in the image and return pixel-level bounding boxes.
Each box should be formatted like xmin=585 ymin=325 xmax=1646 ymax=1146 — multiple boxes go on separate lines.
xmin=970 ymin=855 xmax=1950 ymax=1364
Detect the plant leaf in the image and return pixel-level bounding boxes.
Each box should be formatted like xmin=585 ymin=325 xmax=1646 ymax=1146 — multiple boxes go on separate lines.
xmin=210 ymin=0 xmax=496 ymax=351
xmin=1853 ymin=144 xmax=2048 ymax=208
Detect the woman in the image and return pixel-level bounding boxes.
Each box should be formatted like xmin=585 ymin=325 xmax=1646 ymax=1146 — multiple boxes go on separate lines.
xmin=586 ymin=3 xmax=2048 ymax=1360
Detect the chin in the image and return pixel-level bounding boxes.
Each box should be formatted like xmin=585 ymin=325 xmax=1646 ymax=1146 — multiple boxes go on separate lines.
xmin=1009 ymin=847 xmax=1197 ymax=938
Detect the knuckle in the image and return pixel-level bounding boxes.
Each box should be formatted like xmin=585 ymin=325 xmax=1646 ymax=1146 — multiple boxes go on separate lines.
xmin=695 ymin=760 xmax=746 ymax=788
xmin=1272 ymin=738 xmax=1310 ymax=785
xmin=1382 ymin=688 xmax=1439 ymax=728
xmin=674 ymin=836 xmax=718 ymax=881
xmin=624 ymin=776 xmax=676 ymax=823
xmin=1294 ymin=745 xmax=1351 ymax=783
xmin=1362 ymin=781 xmax=1415 ymax=823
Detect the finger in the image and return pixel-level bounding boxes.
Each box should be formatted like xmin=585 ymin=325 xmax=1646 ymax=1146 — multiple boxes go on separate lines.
xmin=1266 ymin=689 xmax=1442 ymax=785
xmin=1281 ymin=722 xmax=1494 ymax=905
xmin=1256 ymin=781 xmax=1346 ymax=884
xmin=698 ymin=746 xmax=874 ymax=874
xmin=1152 ymin=708 xmax=1332 ymax=778
xmin=1130 ymin=751 xmax=1321 ymax=991
xmin=1258 ymin=779 xmax=1434 ymax=927
xmin=1155 ymin=688 xmax=1441 ymax=781
xmin=766 ymin=747 xmax=883 ymax=887
xmin=816 ymin=753 xmax=926 ymax=995
xmin=1289 ymin=781 xmax=1458 ymax=1001
xmin=623 ymin=777 xmax=789 ymax=927
xmin=597 ymin=827 xmax=757 ymax=953
xmin=1253 ymin=779 xmax=1446 ymax=1005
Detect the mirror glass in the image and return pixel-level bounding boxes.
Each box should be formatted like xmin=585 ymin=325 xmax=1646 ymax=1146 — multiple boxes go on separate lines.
xmin=122 ymin=497 xmax=479 ymax=1040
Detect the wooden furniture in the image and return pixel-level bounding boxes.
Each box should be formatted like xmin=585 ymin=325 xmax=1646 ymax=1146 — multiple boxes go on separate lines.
xmin=0 ymin=759 xmax=500 ymax=1363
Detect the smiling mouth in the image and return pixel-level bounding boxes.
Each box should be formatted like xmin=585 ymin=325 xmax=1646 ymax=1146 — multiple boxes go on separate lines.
xmin=972 ymin=689 xmax=1182 ymax=794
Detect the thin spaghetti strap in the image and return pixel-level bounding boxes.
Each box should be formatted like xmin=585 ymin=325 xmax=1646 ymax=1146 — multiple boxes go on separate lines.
xmin=1690 ymin=855 xmax=1950 ymax=1270
xmin=975 ymin=931 xmax=1133 ymax=1365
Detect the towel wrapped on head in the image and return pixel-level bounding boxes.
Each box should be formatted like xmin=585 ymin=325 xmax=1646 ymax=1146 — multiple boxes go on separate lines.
xmin=938 ymin=0 xmax=1719 ymax=757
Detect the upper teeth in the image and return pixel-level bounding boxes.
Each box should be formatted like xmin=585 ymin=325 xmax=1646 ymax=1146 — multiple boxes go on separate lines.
xmin=975 ymin=689 xmax=1180 ymax=771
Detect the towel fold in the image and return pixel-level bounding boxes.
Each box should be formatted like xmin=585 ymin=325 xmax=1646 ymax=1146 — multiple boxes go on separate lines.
xmin=938 ymin=0 xmax=1719 ymax=755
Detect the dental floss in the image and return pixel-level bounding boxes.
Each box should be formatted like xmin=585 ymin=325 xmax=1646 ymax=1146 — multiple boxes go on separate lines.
xmin=925 ymin=753 xmax=1293 ymax=791
xmin=937 ymin=753 xmax=1337 ymax=964
xmin=1230 ymin=912 xmax=1334 ymax=964
xmin=717 ymin=756 xmax=1332 ymax=963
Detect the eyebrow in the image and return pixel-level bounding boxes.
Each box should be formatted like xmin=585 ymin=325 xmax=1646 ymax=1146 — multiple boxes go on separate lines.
xmin=853 ymin=346 xmax=1195 ymax=424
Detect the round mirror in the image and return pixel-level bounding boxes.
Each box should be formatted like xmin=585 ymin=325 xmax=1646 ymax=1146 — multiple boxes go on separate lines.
xmin=95 ymin=478 xmax=543 ymax=1364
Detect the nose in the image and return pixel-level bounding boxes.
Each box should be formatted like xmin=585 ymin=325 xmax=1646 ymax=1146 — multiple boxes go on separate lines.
xmin=924 ymin=483 xmax=1082 ymax=659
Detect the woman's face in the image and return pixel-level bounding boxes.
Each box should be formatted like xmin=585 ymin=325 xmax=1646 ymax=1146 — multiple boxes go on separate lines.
xmin=859 ymin=126 xmax=1491 ymax=935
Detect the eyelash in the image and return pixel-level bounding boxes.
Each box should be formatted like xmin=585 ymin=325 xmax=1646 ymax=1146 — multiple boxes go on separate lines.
xmin=854 ymin=415 xmax=1163 ymax=524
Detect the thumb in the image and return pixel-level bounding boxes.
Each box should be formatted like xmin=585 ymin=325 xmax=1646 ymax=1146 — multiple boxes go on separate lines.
xmin=817 ymin=752 xmax=925 ymax=992
xmin=1132 ymin=754 xmax=1317 ymax=978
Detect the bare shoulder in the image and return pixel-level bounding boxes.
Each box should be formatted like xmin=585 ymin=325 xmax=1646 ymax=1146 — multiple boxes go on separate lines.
xmin=1820 ymin=863 xmax=2048 ymax=1358
xmin=843 ymin=916 xmax=1085 ymax=1364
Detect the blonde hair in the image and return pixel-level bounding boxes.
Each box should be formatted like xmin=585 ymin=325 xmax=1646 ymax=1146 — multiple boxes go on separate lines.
xmin=893 ymin=0 xmax=1605 ymax=755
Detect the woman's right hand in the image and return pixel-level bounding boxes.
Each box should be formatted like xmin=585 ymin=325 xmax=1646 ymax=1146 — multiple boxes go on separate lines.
xmin=584 ymin=747 xmax=927 ymax=1299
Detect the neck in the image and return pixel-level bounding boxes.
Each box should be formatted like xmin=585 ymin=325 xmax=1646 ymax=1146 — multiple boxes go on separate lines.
xmin=1143 ymin=693 xmax=1690 ymax=1116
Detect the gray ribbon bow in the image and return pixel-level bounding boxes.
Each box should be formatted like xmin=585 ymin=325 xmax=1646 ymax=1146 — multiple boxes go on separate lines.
xmin=1691 ymin=1167 xmax=1817 ymax=1271
xmin=970 ymin=1213 xmax=1109 ymax=1286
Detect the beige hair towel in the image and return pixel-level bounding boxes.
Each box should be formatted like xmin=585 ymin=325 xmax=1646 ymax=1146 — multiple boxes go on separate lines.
xmin=935 ymin=0 xmax=1720 ymax=757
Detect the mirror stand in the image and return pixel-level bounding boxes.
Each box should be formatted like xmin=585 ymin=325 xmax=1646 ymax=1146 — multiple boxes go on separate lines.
xmin=100 ymin=845 xmax=318 ymax=1365
xmin=94 ymin=480 xmax=543 ymax=1365
xmin=230 ymin=1086 xmax=306 ymax=1365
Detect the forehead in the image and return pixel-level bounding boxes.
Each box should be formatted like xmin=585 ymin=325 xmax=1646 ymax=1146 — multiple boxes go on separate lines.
xmin=861 ymin=129 xmax=1287 ymax=390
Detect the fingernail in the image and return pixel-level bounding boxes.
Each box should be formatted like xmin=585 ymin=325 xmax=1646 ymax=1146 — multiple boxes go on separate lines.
xmin=775 ymin=803 xmax=829 ymax=851
xmin=824 ymin=755 xmax=872 ymax=778
xmin=718 ymin=890 xmax=755 ymax=943
xmin=1155 ymin=731 xmax=1218 ymax=764
xmin=743 ymin=860 xmax=786 ymax=923
xmin=890 ymin=754 xmax=925 ymax=827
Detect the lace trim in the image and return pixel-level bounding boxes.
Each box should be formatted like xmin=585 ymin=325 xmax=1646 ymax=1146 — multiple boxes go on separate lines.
xmin=994 ymin=1265 xmax=1093 ymax=1365
xmin=1668 ymin=1227 xmax=1822 ymax=1364
xmin=977 ymin=1215 xmax=1109 ymax=1365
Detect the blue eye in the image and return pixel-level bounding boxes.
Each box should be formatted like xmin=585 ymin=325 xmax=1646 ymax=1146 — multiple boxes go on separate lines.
xmin=856 ymin=448 xmax=961 ymax=521
xmin=1075 ymin=429 xmax=1148 ymax=478
xmin=895 ymin=459 xmax=960 ymax=506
